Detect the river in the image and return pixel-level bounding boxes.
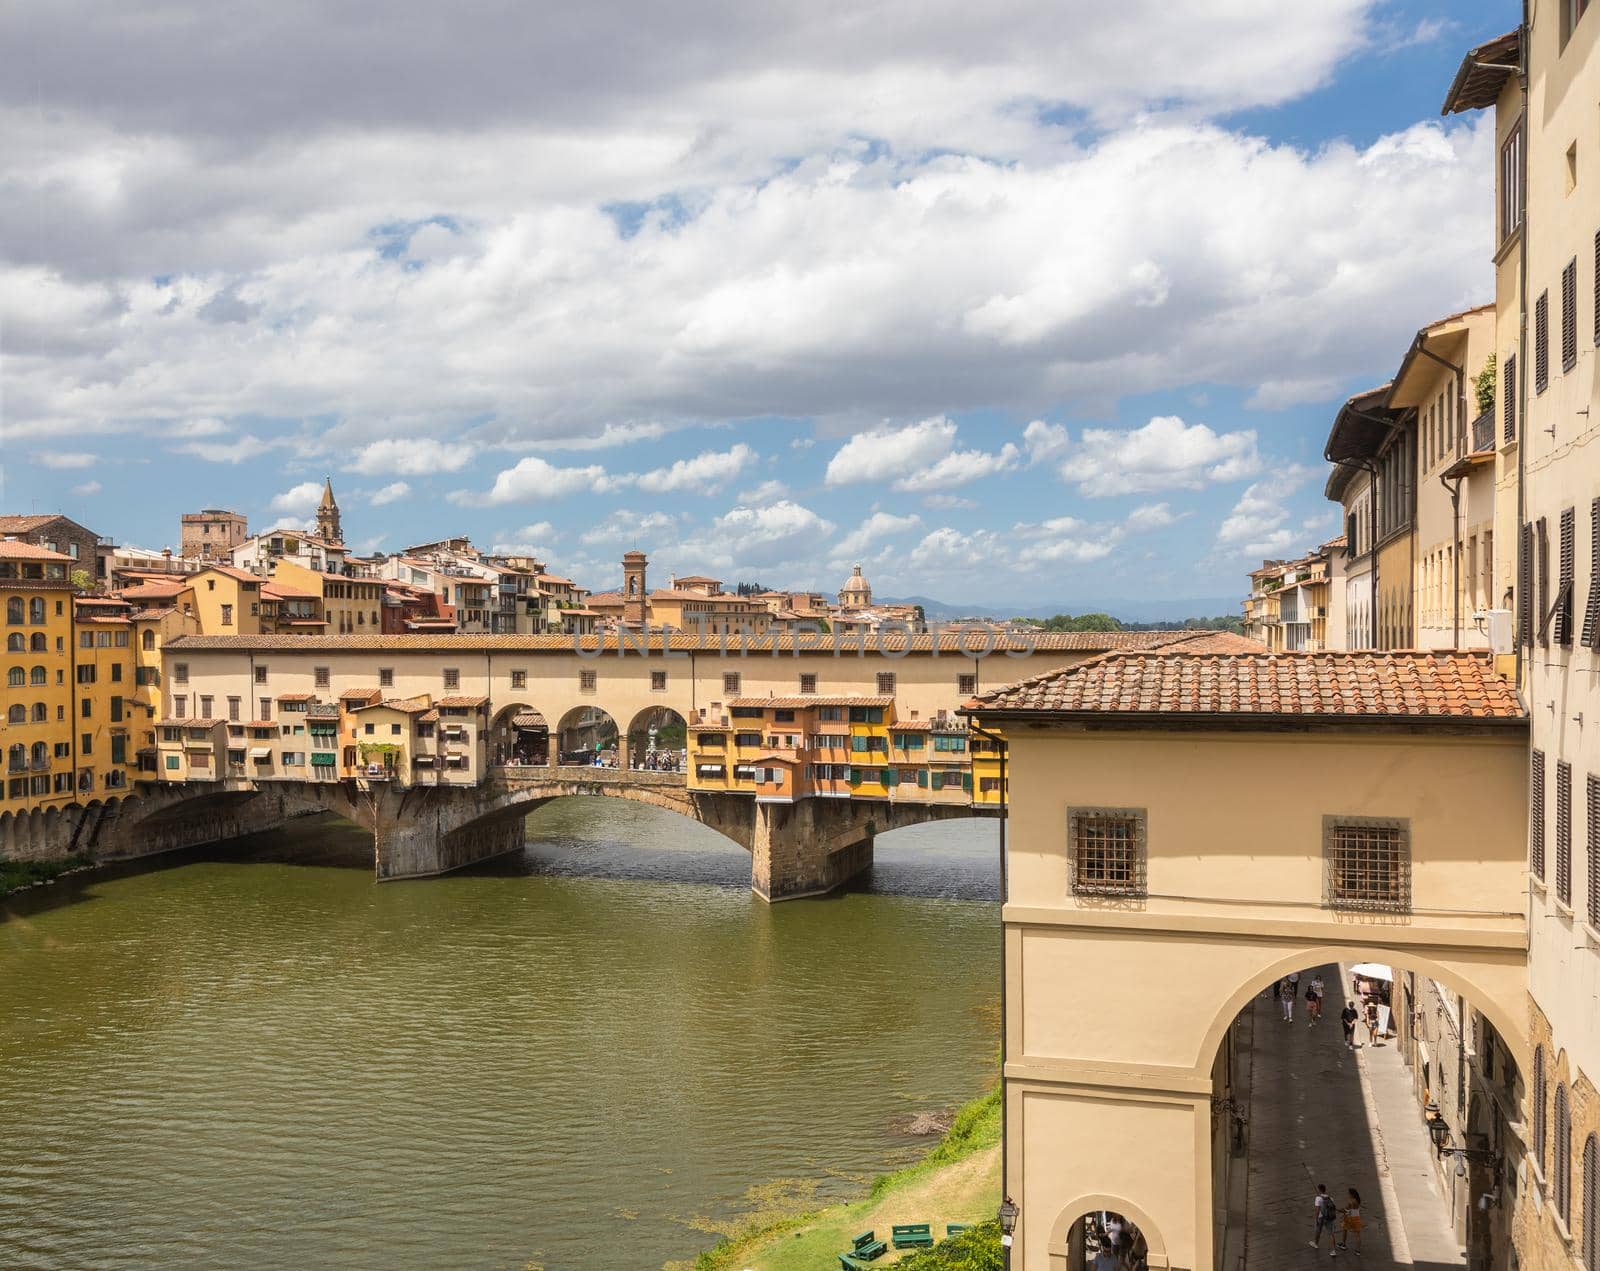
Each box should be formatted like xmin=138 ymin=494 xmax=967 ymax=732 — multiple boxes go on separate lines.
xmin=0 ymin=799 xmax=1000 ymax=1269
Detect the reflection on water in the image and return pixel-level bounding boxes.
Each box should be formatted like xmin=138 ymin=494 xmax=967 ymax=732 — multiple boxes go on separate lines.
xmin=0 ymin=798 xmax=999 ymax=1270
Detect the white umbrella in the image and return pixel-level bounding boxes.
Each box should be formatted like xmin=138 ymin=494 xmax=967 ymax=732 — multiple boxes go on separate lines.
xmin=1349 ymin=962 xmax=1394 ymax=981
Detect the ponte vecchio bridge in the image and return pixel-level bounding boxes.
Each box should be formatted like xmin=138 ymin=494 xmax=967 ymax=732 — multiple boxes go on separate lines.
xmin=10 ymin=629 xmax=1258 ymax=899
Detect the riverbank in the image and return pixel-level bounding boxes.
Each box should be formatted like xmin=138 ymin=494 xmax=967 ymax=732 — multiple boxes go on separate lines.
xmin=0 ymin=855 xmax=89 ymax=898
xmin=682 ymin=1085 xmax=1001 ymax=1271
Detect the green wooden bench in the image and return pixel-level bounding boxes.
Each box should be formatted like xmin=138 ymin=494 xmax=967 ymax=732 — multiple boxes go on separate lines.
xmin=946 ymin=1223 xmax=972 ymax=1236
xmin=892 ymin=1222 xmax=935 ymax=1249
xmin=849 ymin=1230 xmax=888 ymax=1260
xmin=837 ymin=1256 xmax=865 ymax=1270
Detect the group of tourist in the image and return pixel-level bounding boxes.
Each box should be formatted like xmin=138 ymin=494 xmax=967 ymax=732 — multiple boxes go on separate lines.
xmin=631 ymin=749 xmax=686 ymax=772
xmin=1268 ymin=971 xmax=1387 ymax=1049
xmin=1310 ymin=1184 xmax=1366 ymax=1256
xmin=1086 ymin=1212 xmax=1149 ymax=1269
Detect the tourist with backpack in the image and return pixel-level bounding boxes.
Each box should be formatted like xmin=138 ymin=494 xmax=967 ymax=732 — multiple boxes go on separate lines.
xmin=1310 ymin=1183 xmax=1338 ymax=1251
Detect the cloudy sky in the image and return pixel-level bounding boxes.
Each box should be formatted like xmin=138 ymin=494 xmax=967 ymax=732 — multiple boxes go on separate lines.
xmin=0 ymin=1 xmax=1508 ymax=610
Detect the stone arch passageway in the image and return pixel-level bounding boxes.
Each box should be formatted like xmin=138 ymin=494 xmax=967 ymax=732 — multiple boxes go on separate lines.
xmin=487 ymin=702 xmax=550 ymax=767
xmin=554 ymin=705 xmax=619 ymax=766
xmin=625 ymin=706 xmax=686 ymax=772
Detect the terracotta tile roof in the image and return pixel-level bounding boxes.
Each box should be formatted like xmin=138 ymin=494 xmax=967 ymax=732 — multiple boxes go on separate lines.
xmin=261 ymin=582 xmax=318 ymax=600
xmin=195 ymin=564 xmax=262 ymax=584
xmin=965 ymin=650 xmax=1526 ymax=726
xmin=244 ymin=720 xmax=277 ymax=729
xmin=435 ymin=695 xmax=489 ymax=707
xmin=417 ymin=709 xmax=441 ymax=722
xmin=1442 ymin=29 xmax=1521 ymax=115
xmin=158 ymin=718 xmax=220 ymax=728
xmin=351 ymin=696 xmax=434 ymax=715
xmin=0 ymin=514 xmax=60 ymax=533
xmin=119 ymin=581 xmax=189 ymax=599
xmin=338 ymin=687 xmax=382 ymax=703
xmin=274 ymin=692 xmax=316 ymax=702
xmin=0 ymin=540 xmax=74 ymax=561
xmin=161 ymin=630 xmax=1218 ymax=655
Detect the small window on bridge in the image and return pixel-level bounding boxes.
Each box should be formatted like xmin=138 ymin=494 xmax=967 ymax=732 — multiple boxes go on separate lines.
xmin=254 ymin=665 xmax=267 ymax=684
xmin=1324 ymin=817 xmax=1410 ymax=913
xmin=958 ymin=674 xmax=977 ymax=695
xmin=579 ymin=670 xmax=597 ymax=692
xmin=723 ymin=672 xmax=741 ymax=695
xmin=876 ymin=672 xmax=896 ymax=694
xmin=443 ymin=668 xmax=460 ymax=690
xmin=1068 ymin=807 xmax=1147 ymax=899
xmin=511 ymin=670 xmax=527 ymax=689
xmin=651 ymin=670 xmax=667 ymax=690
xmin=379 ymin=668 xmax=394 ymax=687
xmin=799 ymin=674 xmax=817 ymax=694
xmin=314 ymin=666 xmax=330 ymax=688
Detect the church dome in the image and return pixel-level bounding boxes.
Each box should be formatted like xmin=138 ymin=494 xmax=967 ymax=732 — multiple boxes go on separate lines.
xmin=838 ymin=564 xmax=872 ymax=607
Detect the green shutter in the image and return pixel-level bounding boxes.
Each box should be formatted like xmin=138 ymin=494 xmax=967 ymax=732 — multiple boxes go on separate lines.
xmin=963 ymin=772 xmax=973 ymax=792
xmin=917 ymin=768 xmax=928 ymax=788
xmin=852 ymin=736 xmax=868 ymax=752
xmin=885 ymin=768 xmax=898 ymax=786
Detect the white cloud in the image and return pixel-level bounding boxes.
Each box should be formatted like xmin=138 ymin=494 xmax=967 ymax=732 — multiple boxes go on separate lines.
xmin=633 ymin=443 xmax=754 ymax=494
xmin=269 ymin=481 xmax=325 ymax=517
xmin=835 ymin=512 xmax=923 ymax=559
xmin=509 ymin=520 xmax=558 ymax=542
xmin=71 ymin=479 xmax=102 ymax=496
xmin=1022 ymin=420 xmax=1069 ymax=466
xmin=711 ymin=501 xmax=835 ymax=566
xmin=471 ymin=456 xmax=617 ymax=505
xmin=922 ymin=493 xmax=978 ymax=510
xmin=37 ymin=451 xmax=96 ymax=469
xmin=1216 ymin=464 xmax=1317 ymax=554
xmin=536 ymin=422 xmax=668 ymax=451
xmin=1059 ymin=415 xmax=1262 ymax=496
xmin=369 ymin=480 xmax=411 ymax=506
xmin=173 ymin=433 xmax=281 ymax=464
xmin=736 ymin=479 xmax=789 ymax=505
xmin=353 ymin=438 xmax=475 ymax=475
xmin=895 ymin=442 xmax=1020 ymax=492
xmin=581 ymin=509 xmax=680 ymax=547
xmin=825 ymin=418 xmax=959 ymax=486
xmin=1124 ymin=502 xmax=1178 ymax=533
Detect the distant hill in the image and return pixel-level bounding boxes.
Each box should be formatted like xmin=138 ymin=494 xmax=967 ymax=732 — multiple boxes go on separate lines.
xmin=879 ymin=594 xmax=1241 ymax=625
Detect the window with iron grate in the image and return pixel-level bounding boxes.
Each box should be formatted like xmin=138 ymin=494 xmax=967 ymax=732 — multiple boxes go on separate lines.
xmin=1590 ymin=775 xmax=1600 ymax=929
xmin=1534 ymin=1045 xmax=1547 ymax=1173
xmin=1323 ymin=817 xmax=1410 ymax=913
xmin=1067 ymin=808 xmax=1146 ymax=898
xmin=1582 ymin=1132 xmax=1599 ymax=1271
xmin=1557 ymin=759 xmax=1573 ymax=907
xmin=1532 ymin=750 xmax=1547 ymax=881
xmin=1556 ymin=1084 xmax=1573 ymax=1225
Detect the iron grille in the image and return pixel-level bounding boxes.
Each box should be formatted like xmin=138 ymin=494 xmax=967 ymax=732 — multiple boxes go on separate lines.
xmin=1323 ymin=817 xmax=1410 ymax=913
xmin=1582 ymin=1133 xmax=1598 ymax=1271
xmin=1067 ymin=807 xmax=1146 ymax=898
xmin=1585 ymin=499 xmax=1600 ymax=651
xmin=1556 ymin=1084 xmax=1573 ymax=1224
xmin=1532 ymin=750 xmax=1546 ymax=881
xmin=1557 ymin=760 xmax=1574 ymax=907
xmin=1533 ymin=1046 xmax=1547 ymax=1172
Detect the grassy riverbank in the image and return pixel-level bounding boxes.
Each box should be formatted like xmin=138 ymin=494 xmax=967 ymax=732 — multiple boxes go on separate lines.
xmin=0 ymin=856 xmax=88 ymax=898
xmin=682 ymin=1085 xmax=1001 ymax=1271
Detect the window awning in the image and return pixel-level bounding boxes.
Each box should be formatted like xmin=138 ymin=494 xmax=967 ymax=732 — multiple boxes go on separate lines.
xmin=696 ymin=764 xmax=724 ymax=774
xmin=250 ymin=747 xmax=272 ymax=758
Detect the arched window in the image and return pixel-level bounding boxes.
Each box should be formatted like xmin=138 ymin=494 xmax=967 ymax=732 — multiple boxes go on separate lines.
xmin=29 ymin=666 xmax=46 ymax=686
xmin=1583 ymin=1133 xmax=1598 ymax=1271
xmin=1534 ymin=1046 xmax=1547 ymax=1172
xmin=29 ymin=632 xmax=45 ymax=651
xmin=6 ymin=667 xmax=22 ymax=687
xmin=142 ymin=630 xmax=155 ymax=651
xmin=6 ymin=705 xmax=23 ymax=724
xmin=30 ymin=741 xmax=47 ymax=766
xmin=1556 ymin=1084 xmax=1572 ymax=1225
xmin=5 ymin=633 xmax=22 ymax=652
xmin=7 ymin=743 xmax=24 ymax=770
xmin=28 ymin=597 xmax=45 ymax=624
xmin=30 ymin=703 xmax=46 ymax=722
xmin=5 ymin=597 xmax=21 ymax=625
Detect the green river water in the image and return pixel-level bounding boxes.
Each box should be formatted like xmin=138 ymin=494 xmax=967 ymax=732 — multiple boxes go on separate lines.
xmin=0 ymin=799 xmax=1000 ymax=1269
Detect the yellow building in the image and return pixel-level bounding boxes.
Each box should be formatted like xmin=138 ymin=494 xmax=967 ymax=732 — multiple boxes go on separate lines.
xmin=2 ymin=543 xmax=76 ymax=813
xmin=71 ymin=596 xmax=138 ymax=798
xmin=187 ymin=565 xmax=267 ymax=635
xmin=964 ymin=648 xmax=1530 ymax=1270
xmin=272 ymin=559 xmax=383 ymax=635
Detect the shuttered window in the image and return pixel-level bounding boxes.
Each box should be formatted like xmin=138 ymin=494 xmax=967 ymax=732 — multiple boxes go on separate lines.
xmin=1556 ymin=1084 xmax=1573 ymax=1224
xmin=1536 ymin=290 xmax=1550 ymax=394
xmin=1583 ymin=1132 xmax=1599 ymax=1271
xmin=1557 ymin=507 xmax=1577 ymax=646
xmin=1520 ymin=522 xmax=1535 ymax=647
xmin=1538 ymin=518 xmax=1552 ymax=646
xmin=1594 ymin=230 xmax=1600 ymax=349
xmin=1563 ymin=257 xmax=1579 ymax=372
xmin=1533 ymin=750 xmax=1547 ymax=881
xmin=1584 ymin=500 xmax=1600 ymax=650
xmin=1589 ymin=775 xmax=1600 ymax=929
xmin=1558 ymin=760 xmax=1574 ymax=907
xmin=1534 ymin=1046 xmax=1548 ymax=1171
xmin=1503 ymin=352 xmax=1518 ymax=443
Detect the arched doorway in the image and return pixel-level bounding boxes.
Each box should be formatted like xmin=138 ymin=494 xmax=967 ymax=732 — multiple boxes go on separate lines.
xmin=625 ymin=706 xmax=686 ymax=773
xmin=488 ymin=704 xmax=549 ymax=767
xmin=555 ymin=706 xmax=619 ymax=767
xmin=1047 ymin=1199 xmax=1166 ymax=1269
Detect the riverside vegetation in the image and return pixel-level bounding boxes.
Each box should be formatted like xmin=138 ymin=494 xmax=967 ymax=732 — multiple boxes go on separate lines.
xmin=685 ymin=1086 xmax=1002 ymax=1270
xmin=0 ymin=855 xmax=88 ymax=898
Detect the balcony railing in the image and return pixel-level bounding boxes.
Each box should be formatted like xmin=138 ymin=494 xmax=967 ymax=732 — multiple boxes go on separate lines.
xmin=1472 ymin=410 xmax=1495 ymax=454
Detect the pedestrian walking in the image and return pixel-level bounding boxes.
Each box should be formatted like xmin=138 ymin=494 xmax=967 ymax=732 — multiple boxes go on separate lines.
xmin=1364 ymin=1000 xmax=1381 ymax=1047
xmin=1310 ymin=1183 xmax=1338 ymax=1251
xmin=1333 ymin=1188 xmax=1363 ymax=1256
xmin=1279 ymin=979 xmax=1295 ymax=1022
xmin=1307 ymin=974 xmax=1325 ymax=1024
xmin=1340 ymin=1000 xmax=1360 ymax=1048
xmin=1104 ymin=1213 xmax=1124 ymax=1252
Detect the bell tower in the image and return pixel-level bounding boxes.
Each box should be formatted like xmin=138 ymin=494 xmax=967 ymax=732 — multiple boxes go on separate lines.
xmin=622 ymin=551 xmax=648 ymax=627
xmin=315 ymin=477 xmax=343 ymax=545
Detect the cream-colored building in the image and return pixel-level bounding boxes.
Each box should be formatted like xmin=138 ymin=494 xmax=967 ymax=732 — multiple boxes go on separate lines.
xmin=1445 ymin=9 xmax=1600 ymax=1269
xmin=965 ymin=649 xmax=1529 ymax=1270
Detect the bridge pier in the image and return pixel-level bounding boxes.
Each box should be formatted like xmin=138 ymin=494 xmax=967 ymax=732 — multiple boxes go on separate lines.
xmin=750 ymin=799 xmax=875 ymax=901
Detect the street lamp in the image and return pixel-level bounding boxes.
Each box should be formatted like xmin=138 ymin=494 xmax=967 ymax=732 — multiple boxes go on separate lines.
xmin=998 ymin=1196 xmax=1019 ymax=1264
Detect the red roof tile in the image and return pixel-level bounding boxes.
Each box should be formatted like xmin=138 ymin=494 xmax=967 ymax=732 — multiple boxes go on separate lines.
xmin=965 ymin=650 xmax=1525 ymax=725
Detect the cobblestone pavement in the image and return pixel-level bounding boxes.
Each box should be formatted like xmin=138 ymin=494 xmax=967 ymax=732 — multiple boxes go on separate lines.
xmin=1241 ymin=964 xmax=1465 ymax=1269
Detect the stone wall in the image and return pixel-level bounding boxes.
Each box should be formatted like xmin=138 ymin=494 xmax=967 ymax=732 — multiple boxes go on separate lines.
xmin=1514 ymin=995 xmax=1600 ymax=1271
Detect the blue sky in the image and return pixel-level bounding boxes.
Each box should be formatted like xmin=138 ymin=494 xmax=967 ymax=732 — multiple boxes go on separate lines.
xmin=0 ymin=0 xmax=1514 ymax=611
